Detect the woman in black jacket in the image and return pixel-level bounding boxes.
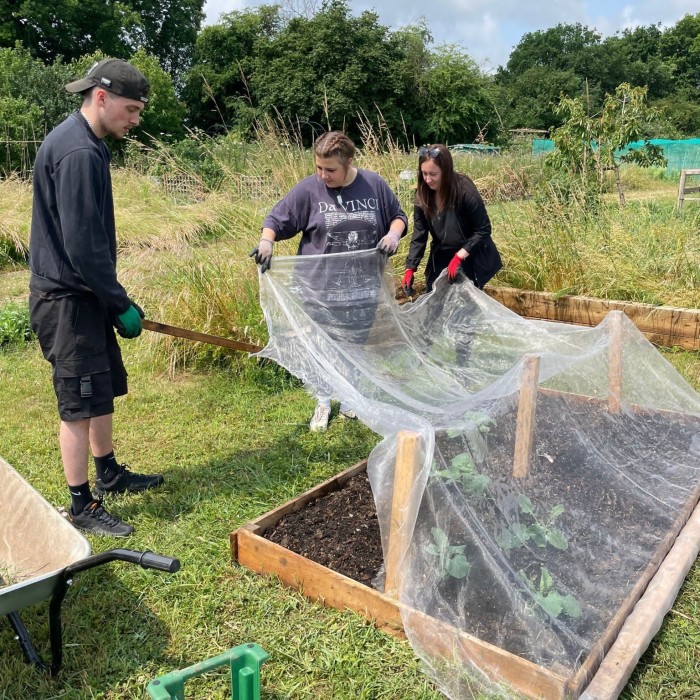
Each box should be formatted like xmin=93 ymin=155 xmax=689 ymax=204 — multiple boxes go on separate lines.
xmin=403 ymin=144 xmax=502 ymax=295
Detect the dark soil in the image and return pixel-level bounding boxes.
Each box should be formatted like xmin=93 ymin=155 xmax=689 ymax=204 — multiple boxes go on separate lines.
xmin=265 ymin=471 xmax=383 ymax=584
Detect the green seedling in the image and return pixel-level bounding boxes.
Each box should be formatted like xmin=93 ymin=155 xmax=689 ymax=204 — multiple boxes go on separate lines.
xmin=446 ymin=411 xmax=495 ymax=438
xmin=434 ymin=452 xmax=491 ymax=500
xmin=520 ymin=566 xmax=582 ymax=619
xmin=424 ymin=527 xmax=471 ymax=580
xmin=497 ymin=494 xmax=568 ymax=551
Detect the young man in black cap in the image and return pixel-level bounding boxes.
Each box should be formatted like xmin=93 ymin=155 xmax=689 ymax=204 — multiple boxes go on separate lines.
xmin=29 ymin=58 xmax=164 ymax=537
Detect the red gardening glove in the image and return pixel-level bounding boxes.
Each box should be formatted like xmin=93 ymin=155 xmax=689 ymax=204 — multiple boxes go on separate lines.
xmin=402 ymin=269 xmax=415 ymax=296
xmin=447 ymin=253 xmax=463 ymax=281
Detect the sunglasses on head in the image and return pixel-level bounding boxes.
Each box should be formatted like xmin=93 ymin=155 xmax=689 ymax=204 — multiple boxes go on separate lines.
xmin=418 ymin=147 xmax=441 ymax=158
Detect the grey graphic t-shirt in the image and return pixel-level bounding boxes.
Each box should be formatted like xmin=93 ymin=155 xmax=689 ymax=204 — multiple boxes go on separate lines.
xmin=262 ymin=169 xmax=407 ymax=343
xmin=262 ymin=169 xmax=407 ymax=256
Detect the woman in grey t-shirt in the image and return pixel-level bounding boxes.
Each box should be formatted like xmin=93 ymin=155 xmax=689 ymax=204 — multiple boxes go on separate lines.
xmin=250 ymin=131 xmax=408 ymax=431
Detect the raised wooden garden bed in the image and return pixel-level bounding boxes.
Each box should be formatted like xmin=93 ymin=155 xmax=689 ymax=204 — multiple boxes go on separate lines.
xmin=231 ymin=332 xmax=700 ymax=699
xmin=232 ymin=453 xmax=700 ymax=700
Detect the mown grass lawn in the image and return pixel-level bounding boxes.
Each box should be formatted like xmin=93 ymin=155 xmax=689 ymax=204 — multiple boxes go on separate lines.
xmin=0 ymin=342 xmax=449 ymax=699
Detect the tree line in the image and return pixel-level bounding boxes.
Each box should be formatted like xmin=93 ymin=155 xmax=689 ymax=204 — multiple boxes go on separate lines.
xmin=1 ymin=0 xmax=699 ymax=153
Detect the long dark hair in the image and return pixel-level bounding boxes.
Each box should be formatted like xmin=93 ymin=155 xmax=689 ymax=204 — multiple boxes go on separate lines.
xmin=416 ymin=144 xmax=458 ymax=220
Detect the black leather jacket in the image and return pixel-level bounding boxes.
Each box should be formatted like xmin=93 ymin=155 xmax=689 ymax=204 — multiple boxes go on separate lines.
xmin=406 ymin=173 xmax=502 ymax=288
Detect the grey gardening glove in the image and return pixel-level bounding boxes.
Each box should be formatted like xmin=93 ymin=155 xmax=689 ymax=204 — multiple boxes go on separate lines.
xmin=376 ymin=230 xmax=401 ymax=256
xmin=249 ymin=239 xmax=273 ymax=273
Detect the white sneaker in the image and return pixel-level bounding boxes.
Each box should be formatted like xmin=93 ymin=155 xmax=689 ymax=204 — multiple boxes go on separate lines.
xmin=309 ymin=403 xmax=331 ymax=432
xmin=339 ymin=404 xmax=357 ymax=420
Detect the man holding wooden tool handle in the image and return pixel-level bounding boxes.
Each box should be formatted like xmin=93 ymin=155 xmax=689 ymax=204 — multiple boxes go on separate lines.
xmin=29 ymin=59 xmax=164 ymax=538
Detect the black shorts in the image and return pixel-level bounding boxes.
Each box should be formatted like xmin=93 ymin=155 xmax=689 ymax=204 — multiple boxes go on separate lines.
xmin=29 ymin=293 xmax=128 ymax=422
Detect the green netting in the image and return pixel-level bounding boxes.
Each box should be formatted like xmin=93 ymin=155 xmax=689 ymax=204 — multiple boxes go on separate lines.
xmin=531 ymin=137 xmax=700 ymax=174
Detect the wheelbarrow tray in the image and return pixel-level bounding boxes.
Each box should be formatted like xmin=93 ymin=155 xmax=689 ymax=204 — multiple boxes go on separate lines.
xmin=0 ymin=455 xmax=90 ymax=616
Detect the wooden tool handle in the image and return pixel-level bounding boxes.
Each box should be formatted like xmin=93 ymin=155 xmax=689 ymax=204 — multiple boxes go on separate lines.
xmin=142 ymin=319 xmax=263 ymax=353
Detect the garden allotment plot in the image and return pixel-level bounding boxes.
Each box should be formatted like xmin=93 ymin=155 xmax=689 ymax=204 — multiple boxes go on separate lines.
xmin=238 ymin=249 xmax=700 ymax=700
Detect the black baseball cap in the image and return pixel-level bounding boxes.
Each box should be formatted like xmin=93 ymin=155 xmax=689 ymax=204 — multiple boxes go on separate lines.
xmin=65 ymin=58 xmax=150 ymax=103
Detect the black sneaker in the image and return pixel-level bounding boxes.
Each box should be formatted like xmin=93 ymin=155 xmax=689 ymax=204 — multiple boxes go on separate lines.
xmin=68 ymin=499 xmax=134 ymax=537
xmin=94 ymin=464 xmax=164 ymax=495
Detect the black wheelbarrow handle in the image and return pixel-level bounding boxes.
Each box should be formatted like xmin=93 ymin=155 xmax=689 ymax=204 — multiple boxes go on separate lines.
xmin=6 ymin=548 xmax=180 ymax=676
xmin=64 ymin=549 xmax=180 ymax=577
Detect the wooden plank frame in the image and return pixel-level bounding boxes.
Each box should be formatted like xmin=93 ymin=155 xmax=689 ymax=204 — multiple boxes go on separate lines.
xmin=484 ymin=288 xmax=700 ymax=351
xmin=231 ymin=396 xmax=700 ymax=700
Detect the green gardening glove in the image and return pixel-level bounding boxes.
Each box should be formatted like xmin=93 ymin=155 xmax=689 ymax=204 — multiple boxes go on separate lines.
xmin=115 ymin=304 xmax=143 ymax=339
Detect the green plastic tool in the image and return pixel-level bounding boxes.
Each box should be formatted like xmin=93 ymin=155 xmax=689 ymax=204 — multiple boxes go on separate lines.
xmin=146 ymin=643 xmax=269 ymax=700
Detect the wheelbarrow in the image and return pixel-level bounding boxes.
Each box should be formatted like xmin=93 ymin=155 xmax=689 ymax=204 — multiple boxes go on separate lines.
xmin=0 ymin=455 xmax=180 ymax=675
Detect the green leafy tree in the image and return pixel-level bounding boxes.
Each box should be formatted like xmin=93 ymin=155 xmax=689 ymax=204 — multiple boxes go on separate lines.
xmin=653 ymin=93 xmax=700 ymax=137
xmin=0 ymin=44 xmax=76 ymax=172
xmin=182 ymin=6 xmax=281 ymax=134
xmin=654 ymin=13 xmax=700 ymax=136
xmin=547 ymin=83 xmax=657 ymax=195
xmin=129 ymin=49 xmax=187 ymax=141
xmin=496 ymin=66 xmax=584 ymax=131
xmin=0 ymin=44 xmax=75 ymax=131
xmin=495 ymin=15 xmax=700 ymax=137
xmin=419 ymin=45 xmax=496 ymax=144
xmin=495 ymin=23 xmax=607 ymax=131
xmin=250 ymin=0 xmax=405 ymax=142
xmin=0 ymin=0 xmax=139 ymax=64
xmin=128 ymin=0 xmax=204 ymax=77
xmin=659 ymin=13 xmax=700 ymax=95
xmin=0 ymin=0 xmax=204 ymax=79
xmin=604 ymin=25 xmax=673 ymax=100
xmin=0 ymin=95 xmax=42 ymax=175
xmin=502 ymin=22 xmax=604 ymax=77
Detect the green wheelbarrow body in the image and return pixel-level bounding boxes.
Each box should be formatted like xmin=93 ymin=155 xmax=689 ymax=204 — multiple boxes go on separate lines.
xmin=147 ymin=642 xmax=269 ymax=700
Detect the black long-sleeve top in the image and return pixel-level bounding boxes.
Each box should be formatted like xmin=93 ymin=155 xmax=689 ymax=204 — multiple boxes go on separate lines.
xmin=405 ymin=173 xmax=492 ymax=271
xmin=29 ymin=112 xmax=131 ymax=314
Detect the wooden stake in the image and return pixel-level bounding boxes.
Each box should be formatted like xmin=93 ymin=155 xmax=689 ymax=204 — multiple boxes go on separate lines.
xmin=512 ymin=355 xmax=541 ymax=479
xmin=608 ymin=311 xmax=623 ymax=414
xmin=385 ymin=430 xmax=421 ymax=598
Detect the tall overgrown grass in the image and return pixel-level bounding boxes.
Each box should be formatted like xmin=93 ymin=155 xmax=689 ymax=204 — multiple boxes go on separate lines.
xmin=1 ymin=121 xmax=698 ymax=372
xmin=491 ymin=180 xmax=700 ymax=306
xmin=0 ymin=176 xmax=31 ymax=266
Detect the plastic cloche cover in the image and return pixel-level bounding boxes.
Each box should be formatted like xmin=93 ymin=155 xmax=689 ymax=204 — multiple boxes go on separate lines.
xmin=256 ymin=248 xmax=700 ymax=700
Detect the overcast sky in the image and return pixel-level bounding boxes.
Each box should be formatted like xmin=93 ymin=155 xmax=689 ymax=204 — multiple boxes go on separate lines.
xmin=201 ymin=0 xmax=698 ymax=71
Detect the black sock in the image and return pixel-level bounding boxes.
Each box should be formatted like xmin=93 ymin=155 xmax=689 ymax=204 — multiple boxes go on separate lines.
xmin=69 ymin=482 xmax=94 ymax=515
xmin=94 ymin=451 xmax=120 ymax=484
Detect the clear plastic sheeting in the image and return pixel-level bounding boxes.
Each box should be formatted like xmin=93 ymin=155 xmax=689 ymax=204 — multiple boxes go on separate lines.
xmin=257 ymin=248 xmax=700 ymax=700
